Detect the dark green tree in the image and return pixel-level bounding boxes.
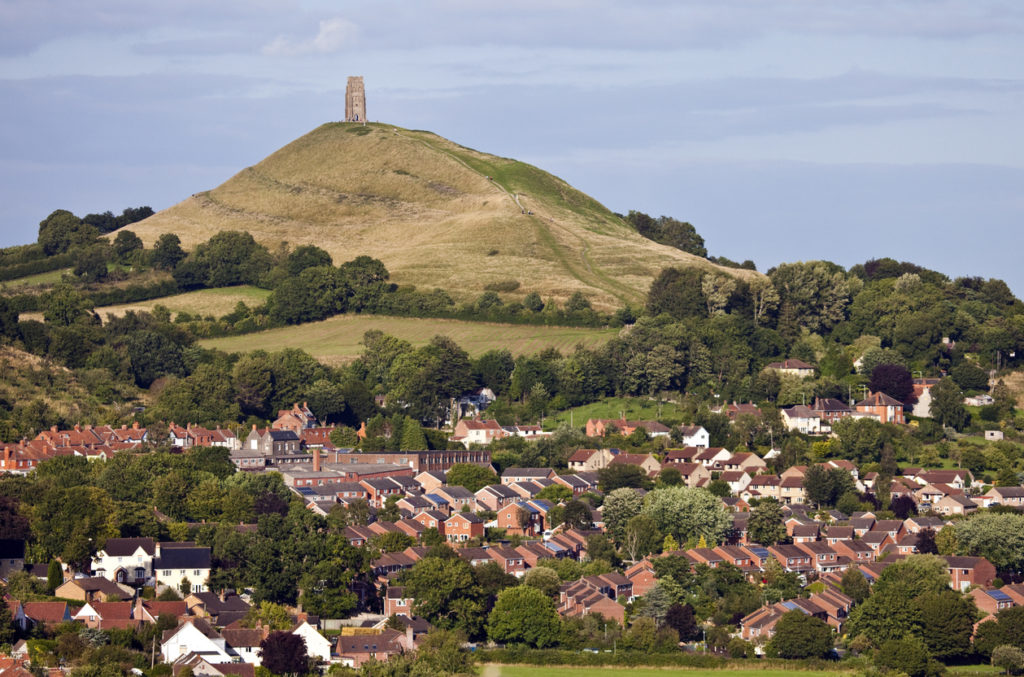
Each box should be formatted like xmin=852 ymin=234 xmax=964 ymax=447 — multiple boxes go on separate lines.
xmin=766 ymin=610 xmax=833 ymax=658
xmin=486 ymin=585 xmax=561 ymax=648
xmin=748 ymin=498 xmax=786 ymax=546
xmin=151 ymin=233 xmax=186 ymax=270
xmin=259 ymin=631 xmax=309 ymax=676
xmin=930 ymin=377 xmax=970 ymax=431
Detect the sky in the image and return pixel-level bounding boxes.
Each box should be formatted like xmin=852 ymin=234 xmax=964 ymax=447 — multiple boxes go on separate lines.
xmin=1 ymin=1 xmax=1022 ymax=295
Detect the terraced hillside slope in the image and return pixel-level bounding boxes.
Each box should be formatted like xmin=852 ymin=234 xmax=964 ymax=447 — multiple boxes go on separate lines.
xmin=123 ymin=123 xmax=759 ymax=309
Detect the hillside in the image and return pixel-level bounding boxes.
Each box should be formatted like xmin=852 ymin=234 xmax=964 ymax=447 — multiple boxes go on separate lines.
xmin=122 ymin=122 xmax=759 ymax=309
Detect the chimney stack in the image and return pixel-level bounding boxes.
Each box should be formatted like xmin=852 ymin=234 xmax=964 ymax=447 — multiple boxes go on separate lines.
xmin=313 ymin=447 xmax=321 ymax=473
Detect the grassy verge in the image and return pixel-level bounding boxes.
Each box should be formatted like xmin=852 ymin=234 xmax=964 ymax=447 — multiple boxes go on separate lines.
xmin=200 ymin=314 xmax=619 ymax=363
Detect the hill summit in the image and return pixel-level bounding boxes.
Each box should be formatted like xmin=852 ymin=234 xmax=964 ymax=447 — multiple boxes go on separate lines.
xmin=125 ymin=122 xmax=756 ymax=308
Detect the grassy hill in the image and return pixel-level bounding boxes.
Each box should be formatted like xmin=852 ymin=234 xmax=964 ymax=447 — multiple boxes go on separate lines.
xmin=122 ymin=122 xmax=759 ymax=310
xmin=199 ymin=314 xmax=619 ymax=365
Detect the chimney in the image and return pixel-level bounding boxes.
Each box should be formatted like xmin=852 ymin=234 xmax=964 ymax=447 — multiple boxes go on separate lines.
xmin=51 ymin=426 xmax=58 ymax=433
xmin=3 ymin=447 xmax=9 ymax=465
xmin=252 ymin=424 xmax=257 ymax=431
xmin=313 ymin=447 xmax=321 ymax=473
xmin=133 ymin=421 xmax=139 ymax=430
xmin=219 ymin=589 xmax=227 ymax=603
xmin=74 ymin=424 xmax=80 ymax=432
xmin=405 ymin=623 xmax=414 ymax=650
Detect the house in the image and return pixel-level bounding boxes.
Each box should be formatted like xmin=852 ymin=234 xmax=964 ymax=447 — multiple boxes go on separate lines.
xmin=244 ymin=426 xmax=301 ymax=456
xmin=55 ymin=577 xmax=133 ymax=603
xmin=566 ymin=448 xmax=613 ymax=472
xmin=272 ymin=402 xmax=319 ymax=433
xmin=161 ymin=619 xmax=232 ymax=664
xmin=677 ymin=425 xmax=710 ymax=448
xmin=413 ymin=470 xmax=446 ymax=494
xmin=934 ymin=494 xmax=978 ymax=516
xmin=488 ymin=546 xmax=527 ymax=576
xmin=795 ymin=542 xmax=842 ymax=573
xmin=767 ymin=544 xmax=815 ymax=573
xmin=184 ymin=591 xmax=251 ymax=626
xmin=444 ymin=513 xmax=485 ymax=543
xmin=501 ymin=468 xmax=557 ymax=485
xmin=719 ymin=402 xmax=762 ymax=422
xmin=292 ymin=620 xmax=332 ymax=664
xmin=21 ymin=602 xmax=74 ymax=629
xmin=384 ymin=586 xmax=414 ymax=618
xmin=982 ymin=486 xmax=1024 ymax=508
xmin=812 ymin=398 xmax=853 ymax=425
xmin=170 ymin=653 xmax=255 ymax=677
xmin=746 ymin=474 xmax=781 ymax=500
xmin=723 ymin=452 xmax=769 ymax=475
xmin=410 ymin=510 xmax=447 ymax=535
xmin=765 ymin=359 xmax=816 ymax=378
xmin=970 ymin=588 xmax=1017 ymax=617
xmin=624 ymin=560 xmax=658 ymax=597
xmin=434 ymin=486 xmax=477 ymax=512
xmin=474 ymin=484 xmax=520 ymax=512
xmin=944 ymin=556 xmax=997 ymax=591
xmin=854 ymin=392 xmax=905 ymax=425
xmin=668 ymin=462 xmax=712 ymax=488
xmin=553 ymin=473 xmax=593 ymax=496
xmin=335 ymin=628 xmax=411 ymax=668
xmin=965 ymin=394 xmax=995 ymax=407
xmin=497 ymin=502 xmax=544 ymax=537
xmin=781 ymin=406 xmax=822 ymax=435
xmin=915 ymin=469 xmax=973 ymax=490
xmin=154 ymin=543 xmax=212 ymax=594
xmin=220 ymin=626 xmax=266 ymax=665
xmin=721 ymin=471 xmax=752 ymax=494
xmin=91 ymin=537 xmax=157 ymax=585
xmin=779 ymin=476 xmax=806 ymax=505
xmin=908 ymin=379 xmax=940 ymax=418
xmin=451 ymin=418 xmax=506 ymax=448
xmin=72 ymin=601 xmax=137 ymax=630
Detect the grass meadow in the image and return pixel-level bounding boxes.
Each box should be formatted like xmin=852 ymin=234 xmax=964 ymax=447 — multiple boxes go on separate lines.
xmin=200 ymin=314 xmax=619 ymax=364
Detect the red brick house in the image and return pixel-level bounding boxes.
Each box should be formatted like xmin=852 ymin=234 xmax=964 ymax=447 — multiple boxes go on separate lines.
xmin=443 ymin=513 xmax=484 ymax=543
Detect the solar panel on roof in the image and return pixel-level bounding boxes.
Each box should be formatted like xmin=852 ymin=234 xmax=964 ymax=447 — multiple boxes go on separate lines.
xmin=989 ymin=589 xmax=1013 ymax=602
xmin=295 ymin=487 xmax=316 ymax=496
xmin=781 ymin=601 xmax=799 ymax=611
xmin=748 ymin=547 xmax=770 ymax=558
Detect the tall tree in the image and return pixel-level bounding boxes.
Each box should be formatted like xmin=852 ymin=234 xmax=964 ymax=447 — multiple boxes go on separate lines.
xmin=767 ymin=610 xmax=834 ymax=659
xmin=747 ymin=498 xmax=786 ymax=546
xmin=641 ymin=486 xmax=732 ymax=544
xmin=487 ymin=585 xmax=561 ymax=648
xmin=930 ymin=377 xmax=970 ymax=431
xmin=259 ymin=631 xmax=309 ymax=676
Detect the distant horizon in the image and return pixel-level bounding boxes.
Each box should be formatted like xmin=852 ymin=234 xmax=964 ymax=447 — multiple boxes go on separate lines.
xmin=2 ymin=2 xmax=1022 ymax=296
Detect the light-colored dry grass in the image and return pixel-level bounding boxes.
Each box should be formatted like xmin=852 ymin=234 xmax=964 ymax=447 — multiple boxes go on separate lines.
xmin=121 ymin=122 xmax=762 ymax=310
xmin=199 ymin=314 xmax=620 ymax=365
xmin=19 ymin=286 xmax=271 ymax=323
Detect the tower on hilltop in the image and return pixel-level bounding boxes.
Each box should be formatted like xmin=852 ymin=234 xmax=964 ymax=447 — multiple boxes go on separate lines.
xmin=345 ymin=76 xmax=366 ymax=123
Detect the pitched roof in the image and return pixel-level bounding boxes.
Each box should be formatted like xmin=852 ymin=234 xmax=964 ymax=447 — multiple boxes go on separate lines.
xmin=101 ymin=537 xmax=156 ymax=557
xmin=156 ymin=546 xmax=211 ymax=570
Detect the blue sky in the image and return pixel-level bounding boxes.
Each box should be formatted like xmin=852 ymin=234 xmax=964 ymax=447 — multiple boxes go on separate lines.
xmin=1 ymin=1 xmax=1022 ymax=294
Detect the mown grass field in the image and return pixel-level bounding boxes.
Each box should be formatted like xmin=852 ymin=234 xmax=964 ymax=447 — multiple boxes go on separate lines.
xmin=485 ymin=667 xmax=856 ymax=677
xmin=544 ymin=396 xmax=690 ymax=429
xmin=200 ymin=314 xmax=619 ymax=364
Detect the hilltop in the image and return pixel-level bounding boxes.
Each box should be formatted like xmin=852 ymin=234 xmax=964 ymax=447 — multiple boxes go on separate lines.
xmin=122 ymin=122 xmax=758 ymax=309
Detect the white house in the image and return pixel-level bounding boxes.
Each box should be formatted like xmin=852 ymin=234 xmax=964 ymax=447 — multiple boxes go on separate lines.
xmin=154 ymin=544 xmax=211 ymax=594
xmin=781 ymin=405 xmax=822 ymax=435
xmin=293 ymin=621 xmax=332 ymax=664
xmin=91 ymin=537 xmax=156 ymax=586
xmin=161 ymin=619 xmax=232 ymax=664
xmin=678 ymin=425 xmax=710 ymax=448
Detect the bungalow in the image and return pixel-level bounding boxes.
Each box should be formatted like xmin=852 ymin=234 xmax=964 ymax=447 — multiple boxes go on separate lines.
xmin=981 ymin=486 xmax=1024 ymax=508
xmin=765 ymin=359 xmax=816 ymax=378
xmin=934 ymin=494 xmax=978 ymax=516
xmin=55 ymin=577 xmax=133 ymax=603
xmin=970 ymin=587 xmax=1017 ymax=617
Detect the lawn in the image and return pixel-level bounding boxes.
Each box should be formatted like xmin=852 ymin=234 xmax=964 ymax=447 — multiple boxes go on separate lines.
xmin=485 ymin=667 xmax=855 ymax=677
xmin=201 ymin=314 xmax=619 ymax=364
xmin=544 ymin=396 xmax=689 ymax=429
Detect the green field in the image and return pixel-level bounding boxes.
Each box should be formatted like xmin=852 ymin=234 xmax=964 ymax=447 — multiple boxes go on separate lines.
xmin=200 ymin=314 xmax=619 ymax=364
xmin=544 ymin=396 xmax=689 ymax=429
xmin=1 ymin=268 xmax=70 ymax=288
xmin=485 ymin=667 xmax=854 ymax=677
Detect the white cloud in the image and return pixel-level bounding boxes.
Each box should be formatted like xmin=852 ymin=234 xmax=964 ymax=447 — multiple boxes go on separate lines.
xmin=263 ymin=17 xmax=357 ymax=56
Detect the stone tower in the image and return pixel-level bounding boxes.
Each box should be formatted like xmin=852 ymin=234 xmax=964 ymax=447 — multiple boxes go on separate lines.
xmin=345 ymin=76 xmax=366 ymax=123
